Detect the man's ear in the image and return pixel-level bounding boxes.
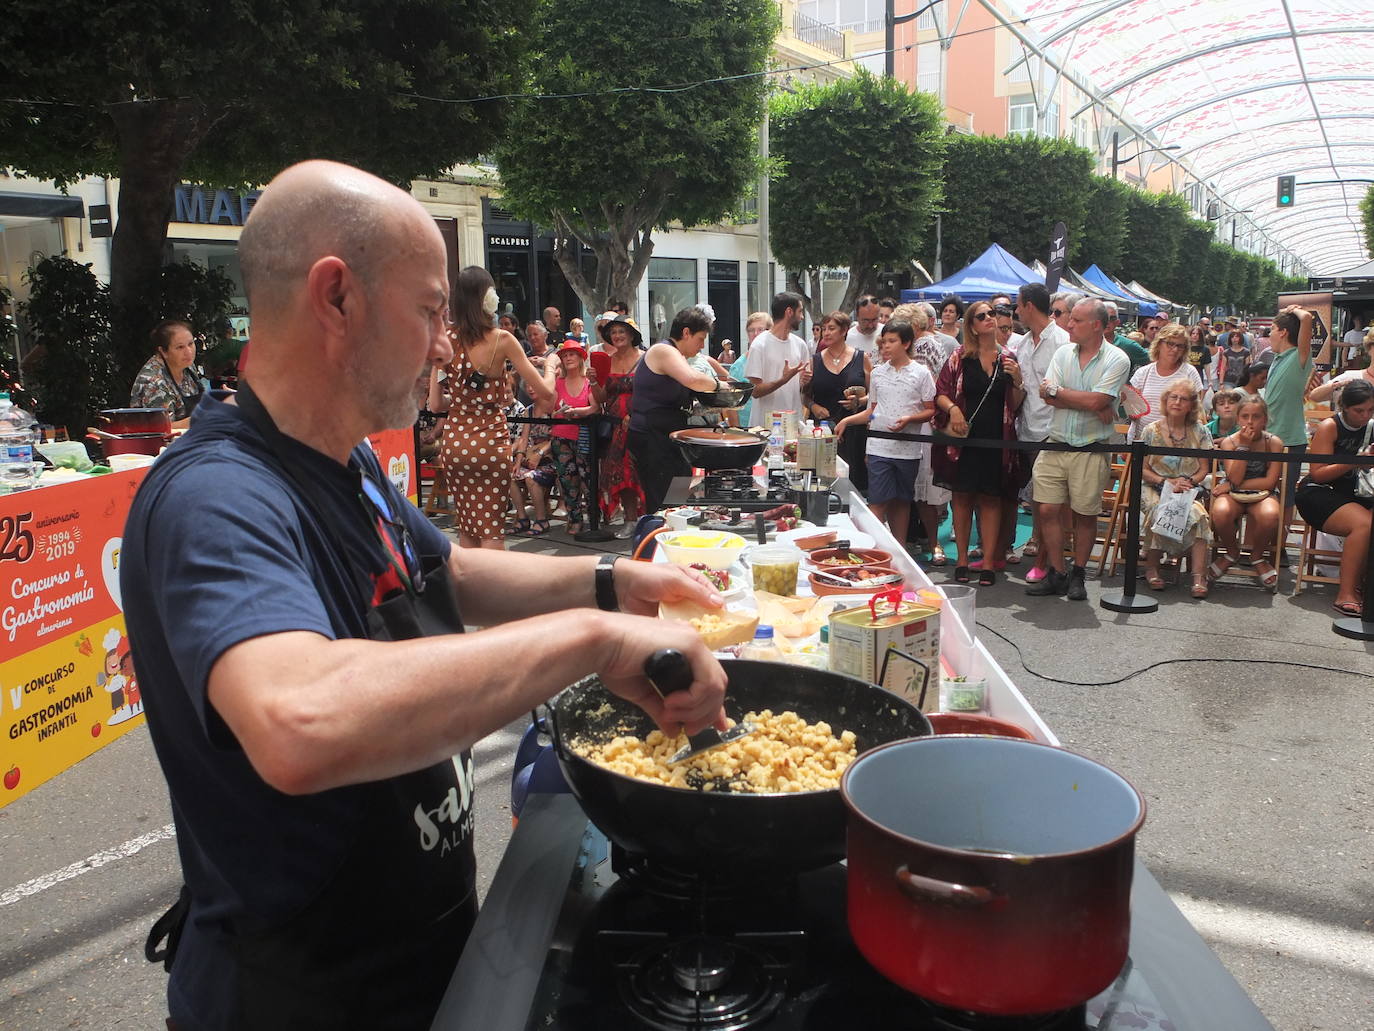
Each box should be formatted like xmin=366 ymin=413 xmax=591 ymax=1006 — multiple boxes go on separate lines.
xmin=306 ymin=257 xmax=353 ymax=335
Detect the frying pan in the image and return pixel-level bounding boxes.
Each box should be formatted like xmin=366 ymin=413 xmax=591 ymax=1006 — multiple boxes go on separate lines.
xmin=548 ymin=658 xmax=930 ymax=875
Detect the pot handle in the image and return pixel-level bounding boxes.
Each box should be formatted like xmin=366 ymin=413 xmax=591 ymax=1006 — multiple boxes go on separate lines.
xmin=895 ymin=865 xmax=999 ymax=908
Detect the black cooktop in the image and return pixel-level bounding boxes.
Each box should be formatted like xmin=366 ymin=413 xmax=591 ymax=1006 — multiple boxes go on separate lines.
xmin=432 ymin=795 xmax=1274 ymax=1031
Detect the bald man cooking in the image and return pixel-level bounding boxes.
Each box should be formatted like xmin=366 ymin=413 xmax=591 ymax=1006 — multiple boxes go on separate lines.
xmin=121 ymin=161 xmax=726 ymax=1031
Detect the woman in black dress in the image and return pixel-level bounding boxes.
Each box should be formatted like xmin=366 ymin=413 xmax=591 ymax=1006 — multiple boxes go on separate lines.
xmin=932 ymin=300 xmax=1026 ymax=585
xmin=805 ymin=311 xmax=872 ymax=482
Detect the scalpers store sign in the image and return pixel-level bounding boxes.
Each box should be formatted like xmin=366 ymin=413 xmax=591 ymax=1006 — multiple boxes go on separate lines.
xmin=171 ymin=184 xmax=261 ymax=225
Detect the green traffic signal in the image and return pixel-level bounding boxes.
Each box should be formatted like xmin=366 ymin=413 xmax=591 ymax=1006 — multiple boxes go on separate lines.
xmin=1277 ymin=175 xmax=1295 ymax=207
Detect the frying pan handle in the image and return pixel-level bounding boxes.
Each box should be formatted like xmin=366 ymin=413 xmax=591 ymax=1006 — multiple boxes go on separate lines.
xmin=895 ymin=865 xmax=998 ymax=908
xmin=644 ymin=648 xmax=693 ymax=699
xmin=545 ymin=698 xmax=571 ymax=760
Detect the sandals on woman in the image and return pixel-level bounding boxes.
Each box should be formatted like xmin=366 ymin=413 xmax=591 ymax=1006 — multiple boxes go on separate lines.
xmin=1333 ymin=600 xmax=1363 ymax=617
xmin=1207 ymin=553 xmax=1238 ymax=581
xmin=979 ymin=568 xmax=997 ymax=587
xmin=1145 ymin=569 xmax=1167 ymax=591
xmin=1190 ymin=574 xmax=1209 ymax=599
xmin=930 ymin=545 xmax=948 ymax=566
xmin=1021 ymin=539 xmax=1039 ymax=558
xmin=530 ymin=519 xmax=551 ymax=536
xmin=1252 ymin=559 xmax=1278 ymax=588
xmin=509 ymin=518 xmax=532 ymax=535
xmin=953 ymin=566 xmax=971 ymax=584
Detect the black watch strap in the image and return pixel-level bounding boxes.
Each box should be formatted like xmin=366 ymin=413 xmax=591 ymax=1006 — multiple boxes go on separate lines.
xmin=595 ymin=554 xmax=620 ymax=611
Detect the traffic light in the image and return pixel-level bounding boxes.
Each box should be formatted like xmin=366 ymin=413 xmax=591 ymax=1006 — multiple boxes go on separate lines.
xmin=1277 ymin=175 xmax=1295 ymax=207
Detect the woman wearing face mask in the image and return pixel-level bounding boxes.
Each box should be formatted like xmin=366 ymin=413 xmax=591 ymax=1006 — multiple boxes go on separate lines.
xmin=1295 ymin=379 xmax=1374 ymax=616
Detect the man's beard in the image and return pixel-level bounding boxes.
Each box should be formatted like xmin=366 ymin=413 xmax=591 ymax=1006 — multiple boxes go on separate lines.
xmin=347 ymin=339 xmax=420 ymax=431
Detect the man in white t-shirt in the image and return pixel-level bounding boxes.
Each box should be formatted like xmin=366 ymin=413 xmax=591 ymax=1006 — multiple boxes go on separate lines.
xmin=745 ymin=291 xmax=812 ymax=424
xmin=846 ymin=295 xmax=882 ymax=355
xmin=1308 ymin=362 xmax=1374 ymax=406
xmin=1010 ymin=283 xmax=1070 ymax=581
xmin=1341 ymin=315 xmax=1365 ymax=347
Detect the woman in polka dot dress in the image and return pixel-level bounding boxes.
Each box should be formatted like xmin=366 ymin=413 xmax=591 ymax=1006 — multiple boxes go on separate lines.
xmin=430 ymin=267 xmax=553 ymax=549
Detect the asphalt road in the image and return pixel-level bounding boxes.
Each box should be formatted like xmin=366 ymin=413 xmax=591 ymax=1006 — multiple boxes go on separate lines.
xmin=2 ymin=527 xmax=1371 ymax=1030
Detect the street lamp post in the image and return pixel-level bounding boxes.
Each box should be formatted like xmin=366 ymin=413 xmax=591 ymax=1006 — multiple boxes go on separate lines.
xmin=1110 ymin=130 xmax=1180 ymax=179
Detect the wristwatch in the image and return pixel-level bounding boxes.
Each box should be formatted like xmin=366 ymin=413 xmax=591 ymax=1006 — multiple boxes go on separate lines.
xmin=1044 ymin=382 xmax=1059 ymax=398
xmin=595 ymin=554 xmax=620 ymax=612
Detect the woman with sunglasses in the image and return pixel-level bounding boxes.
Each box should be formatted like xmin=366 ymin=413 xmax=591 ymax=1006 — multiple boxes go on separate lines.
xmin=1126 ymin=323 xmax=1205 ymax=444
xmin=931 ymin=299 xmax=1027 ymax=585
xmin=431 ymin=267 xmax=553 ymax=550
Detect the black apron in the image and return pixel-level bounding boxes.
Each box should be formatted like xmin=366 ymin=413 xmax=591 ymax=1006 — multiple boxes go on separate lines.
xmin=148 ymin=384 xmax=477 ymax=1030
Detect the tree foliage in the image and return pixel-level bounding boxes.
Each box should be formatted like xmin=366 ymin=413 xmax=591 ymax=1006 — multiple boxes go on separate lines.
xmin=1116 ymin=189 xmax=1190 ymax=294
xmin=768 ymin=71 xmax=945 ymax=314
xmin=1075 ymin=176 xmax=1132 ymax=272
xmin=1361 ymin=186 xmax=1374 ymax=260
xmin=922 ymin=134 xmax=1095 ymax=276
xmin=0 ymin=0 xmax=530 ymax=381
xmin=493 ymin=0 xmax=776 ymax=316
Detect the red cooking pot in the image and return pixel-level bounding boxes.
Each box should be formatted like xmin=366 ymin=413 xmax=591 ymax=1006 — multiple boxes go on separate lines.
xmin=97 ymin=408 xmax=172 ymax=435
xmin=87 ymin=430 xmax=167 ymax=458
xmin=841 ymin=736 xmax=1145 ymax=1016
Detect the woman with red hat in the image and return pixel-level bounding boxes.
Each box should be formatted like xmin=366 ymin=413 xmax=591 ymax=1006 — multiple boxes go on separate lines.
xmin=545 ymin=339 xmax=599 ymax=534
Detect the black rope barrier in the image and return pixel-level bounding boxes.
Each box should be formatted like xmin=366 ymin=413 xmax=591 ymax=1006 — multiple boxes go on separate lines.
xmin=853 ymin=426 xmax=1374 ymax=634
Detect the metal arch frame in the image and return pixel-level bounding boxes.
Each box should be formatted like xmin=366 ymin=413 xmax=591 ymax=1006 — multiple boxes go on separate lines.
xmin=1140 ymin=76 xmax=1374 ymax=134
xmin=1216 ymin=161 xmax=1374 ymax=200
xmin=1196 ymin=142 xmax=1374 ymax=184
xmin=1073 ymin=26 xmax=1374 ymax=109
xmin=1171 ymin=114 xmax=1374 ymax=161
xmin=1250 ymin=215 xmax=1365 ymax=242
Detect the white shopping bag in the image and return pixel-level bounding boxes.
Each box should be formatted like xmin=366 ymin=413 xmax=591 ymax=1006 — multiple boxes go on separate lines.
xmin=1150 ymin=484 xmax=1199 ymax=544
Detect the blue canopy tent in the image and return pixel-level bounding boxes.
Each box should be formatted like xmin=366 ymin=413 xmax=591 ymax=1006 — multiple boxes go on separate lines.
xmin=901 ymin=244 xmax=1042 ymax=304
xmin=1063 ymin=267 xmax=1137 ymax=316
xmin=1081 ymin=265 xmax=1159 ymax=317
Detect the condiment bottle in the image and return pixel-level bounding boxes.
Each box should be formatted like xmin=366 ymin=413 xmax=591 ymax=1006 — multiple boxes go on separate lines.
xmin=741 ymin=624 xmax=782 ymax=662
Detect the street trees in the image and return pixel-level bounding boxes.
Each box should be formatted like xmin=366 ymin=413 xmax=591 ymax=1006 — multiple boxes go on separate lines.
xmin=1361 ymin=186 xmax=1374 ymax=259
xmin=924 ymin=134 xmax=1095 ymax=277
xmin=493 ymin=0 xmax=776 ymax=317
xmin=0 ymin=0 xmax=529 ymax=380
xmin=768 ymin=71 xmax=945 ymax=316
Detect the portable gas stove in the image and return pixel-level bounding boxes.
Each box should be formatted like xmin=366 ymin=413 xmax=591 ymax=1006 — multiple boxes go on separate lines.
xmin=431 ymin=795 xmax=1274 ymax=1031
xmin=670 ymin=472 xmax=806 ymax=510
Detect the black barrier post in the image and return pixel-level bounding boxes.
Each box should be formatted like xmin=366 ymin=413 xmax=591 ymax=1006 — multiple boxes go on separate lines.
xmin=1332 ymin=503 xmax=1374 ymax=640
xmin=574 ymin=415 xmax=614 ymax=543
xmin=1101 ymin=440 xmax=1158 ymax=614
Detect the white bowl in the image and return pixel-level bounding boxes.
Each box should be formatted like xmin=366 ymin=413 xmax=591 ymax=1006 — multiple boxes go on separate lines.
xmin=657 ymin=529 xmax=748 ymax=571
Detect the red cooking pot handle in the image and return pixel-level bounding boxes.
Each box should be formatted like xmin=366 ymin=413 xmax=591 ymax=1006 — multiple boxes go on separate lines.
xmin=895 ymin=865 xmax=1000 ymax=908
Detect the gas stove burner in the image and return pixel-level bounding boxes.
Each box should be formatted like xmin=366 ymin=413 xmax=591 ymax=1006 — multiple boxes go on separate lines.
xmin=610 ymin=847 xmax=795 ymax=906
xmin=912 ymin=998 xmax=1087 ymax=1031
xmin=700 ymin=470 xmax=758 ymax=498
xmin=618 ymin=936 xmax=786 ymax=1031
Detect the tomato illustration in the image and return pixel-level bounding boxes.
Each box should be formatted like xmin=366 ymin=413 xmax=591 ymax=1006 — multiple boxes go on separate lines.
xmin=3 ymin=766 xmax=19 ymax=791
xmin=91 ymin=724 xmax=102 ymax=738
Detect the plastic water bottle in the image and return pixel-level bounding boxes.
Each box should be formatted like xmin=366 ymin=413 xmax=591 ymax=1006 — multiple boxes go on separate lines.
xmin=767 ymin=416 xmax=784 ymax=467
xmin=740 ymin=624 xmax=783 ymax=662
xmin=0 ymin=392 xmax=38 ymax=493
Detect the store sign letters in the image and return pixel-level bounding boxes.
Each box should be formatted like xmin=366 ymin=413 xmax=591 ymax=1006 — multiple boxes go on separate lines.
xmin=173 ymin=185 xmax=261 ymax=226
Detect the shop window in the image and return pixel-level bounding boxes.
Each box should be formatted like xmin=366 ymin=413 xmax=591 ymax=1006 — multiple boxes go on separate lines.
xmin=647 ymin=258 xmax=697 ymax=341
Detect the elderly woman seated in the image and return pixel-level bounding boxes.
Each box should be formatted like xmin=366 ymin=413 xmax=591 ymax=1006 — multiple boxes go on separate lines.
xmin=1138 ymin=378 xmax=1215 ymax=598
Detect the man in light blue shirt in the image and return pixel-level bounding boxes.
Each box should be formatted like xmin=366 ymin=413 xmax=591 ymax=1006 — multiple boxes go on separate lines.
xmin=1027 ymin=298 xmax=1131 ymax=600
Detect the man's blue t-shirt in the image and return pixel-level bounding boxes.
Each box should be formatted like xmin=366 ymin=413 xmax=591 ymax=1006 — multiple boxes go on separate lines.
xmin=121 ymin=396 xmax=474 ymax=1029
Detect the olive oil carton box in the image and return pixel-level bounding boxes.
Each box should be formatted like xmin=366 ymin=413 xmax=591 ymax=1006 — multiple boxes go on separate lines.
xmin=827 ymin=598 xmax=941 ymax=713
xmin=795 ymin=433 xmax=837 ymax=479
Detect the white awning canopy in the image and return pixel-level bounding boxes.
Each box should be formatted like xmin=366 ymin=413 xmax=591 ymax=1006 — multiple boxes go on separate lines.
xmin=1001 ymin=0 xmax=1374 ymax=276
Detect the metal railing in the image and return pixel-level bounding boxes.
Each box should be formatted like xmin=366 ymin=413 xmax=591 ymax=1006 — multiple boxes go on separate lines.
xmin=792 ymin=11 xmax=845 ymax=57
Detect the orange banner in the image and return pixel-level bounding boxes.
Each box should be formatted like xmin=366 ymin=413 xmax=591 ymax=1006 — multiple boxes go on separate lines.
xmin=1 ymin=471 xmax=148 ymax=808
xmin=366 ymin=428 xmax=417 ymax=504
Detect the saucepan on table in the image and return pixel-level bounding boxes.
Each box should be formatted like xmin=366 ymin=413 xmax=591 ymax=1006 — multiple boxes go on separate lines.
xmin=668 ymin=425 xmax=769 ymax=471
xmin=842 ymin=735 xmax=1145 ymax=1016
xmin=96 ymin=407 xmax=172 ymax=435
xmin=86 ymin=429 xmax=168 ymax=458
xmin=548 ymin=658 xmax=930 ymax=876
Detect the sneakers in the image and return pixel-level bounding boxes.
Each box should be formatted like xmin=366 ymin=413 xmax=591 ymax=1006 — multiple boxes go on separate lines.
xmin=1065 ymin=566 xmax=1088 ymax=601
xmin=1025 ymin=567 xmax=1067 ymax=596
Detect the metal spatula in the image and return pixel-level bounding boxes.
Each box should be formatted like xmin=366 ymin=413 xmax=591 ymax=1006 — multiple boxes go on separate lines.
xmin=643 ymin=648 xmax=755 ymax=764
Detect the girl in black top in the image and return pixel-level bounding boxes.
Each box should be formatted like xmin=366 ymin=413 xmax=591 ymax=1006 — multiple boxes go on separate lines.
xmin=805 ymin=311 xmax=872 ymax=488
xmin=1295 ymin=378 xmax=1374 ymax=616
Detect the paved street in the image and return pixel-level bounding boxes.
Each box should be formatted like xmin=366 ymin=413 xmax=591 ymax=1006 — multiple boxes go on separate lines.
xmin=1 ymin=525 xmax=1371 ymax=1030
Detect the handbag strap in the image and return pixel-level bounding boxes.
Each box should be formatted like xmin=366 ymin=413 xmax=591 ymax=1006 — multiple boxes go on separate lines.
xmin=963 ymin=350 xmax=1001 ymax=427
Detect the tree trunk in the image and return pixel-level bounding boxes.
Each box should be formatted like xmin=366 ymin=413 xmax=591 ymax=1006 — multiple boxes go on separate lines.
xmin=106 ymin=99 xmax=211 ymax=383
xmin=551 ymin=210 xmax=655 ymax=328
xmin=839 ymin=262 xmax=878 ymax=315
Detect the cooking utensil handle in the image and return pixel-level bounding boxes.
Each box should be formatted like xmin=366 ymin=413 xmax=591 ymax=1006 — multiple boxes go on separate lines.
xmin=547 ymin=698 xmax=570 ymax=759
xmin=644 ymin=648 xmax=694 ymax=699
xmin=895 ymin=865 xmax=997 ymax=908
